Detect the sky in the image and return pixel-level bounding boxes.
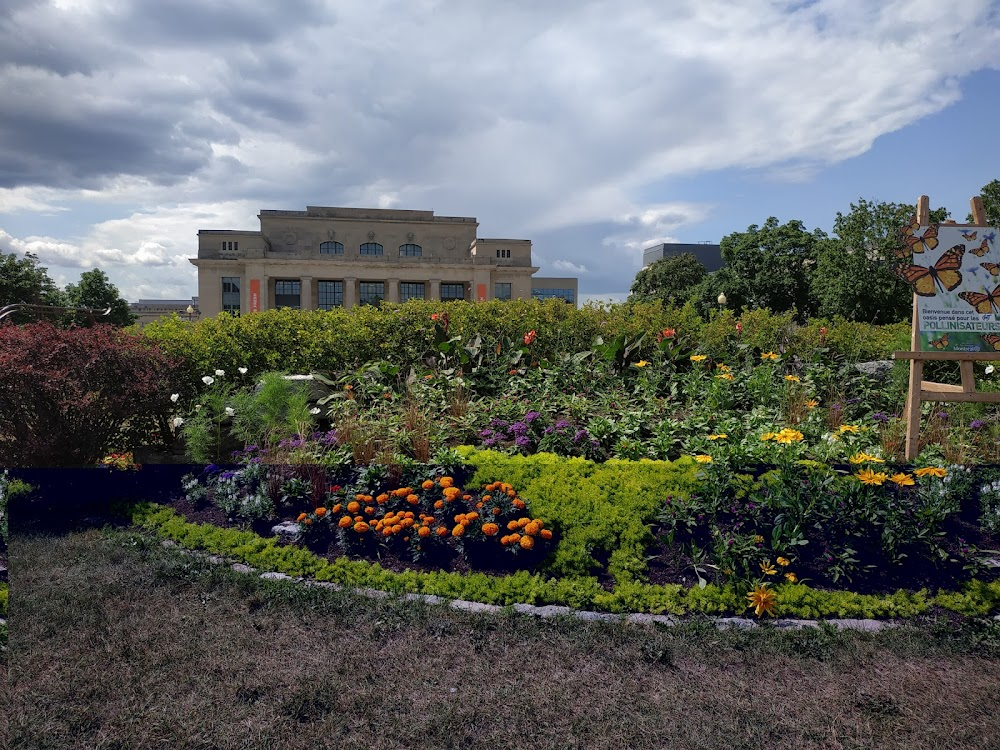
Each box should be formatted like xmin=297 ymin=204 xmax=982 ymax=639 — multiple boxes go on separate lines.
xmin=1 ymin=0 xmax=998 ymax=305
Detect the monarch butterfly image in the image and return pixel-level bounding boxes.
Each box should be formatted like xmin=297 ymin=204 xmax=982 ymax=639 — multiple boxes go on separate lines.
xmin=928 ymin=333 xmax=949 ymax=349
xmin=980 ymin=262 xmax=1000 ymax=276
xmin=981 ymin=334 xmax=1000 ymax=351
xmin=971 ymin=239 xmax=991 ymax=257
xmin=962 ymin=231 xmax=978 ymax=241
xmin=960 ymin=284 xmax=1000 ymax=315
xmin=904 ymin=224 xmax=939 ymax=254
xmin=892 ymin=244 xmax=965 ymax=297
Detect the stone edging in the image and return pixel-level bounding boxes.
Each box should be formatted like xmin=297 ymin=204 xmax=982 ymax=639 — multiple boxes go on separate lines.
xmin=159 ymin=540 xmax=911 ymax=632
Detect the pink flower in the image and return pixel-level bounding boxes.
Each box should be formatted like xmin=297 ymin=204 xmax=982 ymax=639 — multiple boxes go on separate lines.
xmin=523 ymin=330 xmax=537 ymax=346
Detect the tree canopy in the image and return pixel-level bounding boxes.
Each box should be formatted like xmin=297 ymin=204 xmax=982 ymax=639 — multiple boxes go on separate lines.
xmin=64 ymin=269 xmax=136 ymax=327
xmin=0 ymin=250 xmax=66 ymax=323
xmin=628 ymin=252 xmax=707 ymax=305
xmin=966 ymin=178 xmax=1000 ymax=226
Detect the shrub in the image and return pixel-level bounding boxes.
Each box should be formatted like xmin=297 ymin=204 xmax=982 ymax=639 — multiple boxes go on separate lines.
xmin=0 ymin=323 xmax=183 ymax=467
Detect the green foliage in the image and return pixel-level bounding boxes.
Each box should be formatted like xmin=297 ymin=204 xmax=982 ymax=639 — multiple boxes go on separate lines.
xmin=0 ymin=470 xmax=33 ymax=544
xmin=966 ymin=178 xmax=1000 ymax=225
xmin=230 ymin=372 xmax=314 ymax=453
xmin=64 ymin=268 xmax=136 ymax=327
xmin=628 ymin=253 xmax=707 ymax=305
xmin=0 ymin=582 xmax=7 ymax=616
xmin=0 ymin=250 xmax=66 ymax=322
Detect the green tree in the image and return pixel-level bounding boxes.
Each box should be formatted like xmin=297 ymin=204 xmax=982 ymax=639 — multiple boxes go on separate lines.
xmin=966 ymin=179 xmax=1000 ymax=225
xmin=690 ymin=217 xmax=830 ymax=319
xmin=812 ymin=198 xmax=949 ymax=324
xmin=64 ymin=269 xmax=136 ymax=327
xmin=0 ymin=250 xmax=66 ymax=322
xmin=628 ymin=252 xmax=707 ymax=305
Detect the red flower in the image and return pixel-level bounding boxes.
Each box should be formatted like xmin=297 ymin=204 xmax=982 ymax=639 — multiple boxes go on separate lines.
xmin=523 ymin=330 xmax=537 ymax=346
xmin=431 ymin=313 xmax=439 ymax=321
xmin=819 ymin=326 xmax=828 ymax=344
xmin=735 ymin=323 xmax=743 ymax=333
xmin=656 ymin=328 xmax=677 ymax=343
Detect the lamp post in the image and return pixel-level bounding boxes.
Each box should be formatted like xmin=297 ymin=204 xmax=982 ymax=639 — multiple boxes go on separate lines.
xmin=717 ymin=292 xmax=727 ymax=313
xmin=185 ymin=304 xmax=197 ymax=323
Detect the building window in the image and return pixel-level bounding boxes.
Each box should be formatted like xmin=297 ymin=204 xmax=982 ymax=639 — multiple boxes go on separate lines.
xmin=496 ymin=248 xmax=510 ymax=258
xmin=359 ymin=281 xmax=385 ymax=306
xmin=222 ymin=277 xmax=241 ymax=315
xmin=320 ymin=241 xmax=344 ymax=255
xmin=360 ymin=242 xmax=384 ymax=256
xmin=275 ymin=279 xmax=301 ymax=309
xmin=400 ymin=282 xmax=425 ymax=302
xmin=317 ymin=280 xmax=343 ymax=310
xmin=440 ymin=283 xmax=465 ymax=302
xmin=531 ymin=288 xmax=576 ymax=304
xmin=494 ymin=282 xmax=512 ymax=301
xmin=221 ymin=241 xmax=239 ymax=252
xmin=399 ymin=243 xmax=422 ymax=257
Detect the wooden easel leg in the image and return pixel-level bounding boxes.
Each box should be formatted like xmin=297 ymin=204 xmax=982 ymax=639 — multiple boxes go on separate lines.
xmin=904 ymin=358 xmax=922 ymax=462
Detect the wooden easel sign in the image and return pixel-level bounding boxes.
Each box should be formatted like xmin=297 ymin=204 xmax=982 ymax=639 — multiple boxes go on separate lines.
xmin=893 ymin=195 xmax=1000 ymax=460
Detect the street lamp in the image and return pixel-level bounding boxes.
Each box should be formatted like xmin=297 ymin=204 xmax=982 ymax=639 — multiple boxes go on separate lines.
xmin=717 ymin=292 xmax=727 ymax=310
xmin=185 ymin=304 xmax=197 ymax=323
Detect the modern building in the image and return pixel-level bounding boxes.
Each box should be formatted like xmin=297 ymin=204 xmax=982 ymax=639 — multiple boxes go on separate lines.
xmin=642 ymin=242 xmax=724 ymax=272
xmin=190 ymin=205 xmax=578 ymax=316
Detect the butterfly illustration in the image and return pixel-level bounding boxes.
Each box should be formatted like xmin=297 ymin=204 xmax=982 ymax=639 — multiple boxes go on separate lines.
xmin=959 ymin=283 xmax=1000 ymax=315
xmin=904 ymin=224 xmax=939 ymax=254
xmin=970 ymin=239 xmax=990 ymax=257
xmin=962 ymin=231 xmax=978 ymax=241
xmin=982 ymin=334 xmax=1000 ymax=351
xmin=893 ymin=244 xmax=965 ymax=297
xmin=980 ymin=262 xmax=1000 ymax=276
xmin=928 ymin=333 xmax=949 ymax=350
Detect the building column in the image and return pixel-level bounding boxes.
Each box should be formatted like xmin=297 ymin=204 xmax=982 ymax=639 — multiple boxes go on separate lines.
xmin=343 ymin=277 xmax=357 ymax=309
xmin=429 ymin=279 xmax=441 ymax=302
xmin=386 ymin=278 xmax=400 ymax=304
xmin=260 ymin=275 xmax=270 ymax=311
xmin=300 ymin=276 xmax=313 ymax=310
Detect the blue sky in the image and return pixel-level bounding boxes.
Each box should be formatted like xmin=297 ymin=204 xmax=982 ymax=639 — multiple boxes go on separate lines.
xmin=1 ymin=0 xmax=998 ymax=304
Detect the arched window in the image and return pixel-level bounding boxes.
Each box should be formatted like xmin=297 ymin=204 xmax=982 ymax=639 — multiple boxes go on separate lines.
xmin=399 ymin=243 xmax=422 ymax=257
xmin=320 ymin=241 xmax=344 ymax=255
xmin=360 ymin=242 xmax=384 ymax=256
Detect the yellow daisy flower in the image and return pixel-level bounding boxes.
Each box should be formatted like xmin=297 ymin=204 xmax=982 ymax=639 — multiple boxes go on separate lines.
xmin=747 ymin=584 xmax=777 ymax=617
xmin=760 ymin=351 xmax=779 ymax=361
xmin=694 ymin=454 xmax=713 ymax=464
xmin=776 ymin=556 xmax=790 ymax=567
xmin=890 ymin=472 xmax=915 ymax=486
xmin=839 ymin=424 xmax=859 ymax=434
xmin=760 ymin=560 xmax=777 ymax=576
xmin=708 ymin=434 xmax=728 ymax=440
xmin=690 ymin=354 xmax=708 ymax=362
xmin=855 ymin=468 xmax=888 ymax=485
xmin=913 ymin=466 xmax=948 ymax=478
xmin=784 ymin=374 xmax=801 ymax=382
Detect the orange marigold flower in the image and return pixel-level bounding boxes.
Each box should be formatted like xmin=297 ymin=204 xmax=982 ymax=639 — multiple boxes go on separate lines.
xmin=296 ymin=513 xmax=307 ymax=522
xmin=407 ymin=494 xmax=420 ymax=505
xmin=492 ymin=507 xmax=502 ymax=515
xmin=347 ymin=501 xmax=361 ymax=513
xmin=304 ymin=519 xmax=312 ymax=525
xmin=508 ymin=533 xmax=521 ymax=544
xmin=422 ymin=480 xmax=435 ymax=490
xmin=338 ymin=516 xmax=353 ymax=528
xmin=482 ymin=523 xmax=499 ymax=536
xmin=476 ymin=502 xmax=484 ymax=509
xmin=500 ymin=535 xmax=511 ymax=545
xmin=466 ymin=511 xmax=479 ymax=521
xmin=540 ymin=529 xmax=553 ymax=540
xmin=418 ymin=526 xmax=431 ymax=538
xmin=434 ymin=500 xmax=444 ymax=509
xmin=332 ymin=503 xmax=342 ymax=513
xmin=353 ymin=522 xmax=370 ymax=533
xmin=452 ymin=524 xmax=465 ymax=537
xmin=376 ymin=493 xmax=389 ymax=504
xmin=314 ymin=507 xmax=327 ymax=517
xmin=364 ymin=506 xmax=375 ymax=515
xmin=463 ymin=494 xmax=472 ymax=501
xmin=440 ymin=476 xmax=454 ymax=488
xmin=443 ymin=486 xmax=461 ymax=498
xmin=524 ymin=521 xmax=540 ymax=536
xmin=519 ymin=535 xmax=535 ymax=550
xmin=482 ymin=494 xmax=492 ymax=502
xmin=392 ymin=524 xmax=403 ymax=534
xmin=507 ymin=520 xmax=520 ymax=531
xmin=512 ymin=499 xmax=526 ymax=509
xmin=436 ymin=527 xmax=449 ymax=537
xmin=354 ymin=515 xmax=364 ymax=522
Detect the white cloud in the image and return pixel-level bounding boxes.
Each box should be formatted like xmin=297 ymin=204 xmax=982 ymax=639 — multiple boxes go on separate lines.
xmin=552 ymin=260 xmax=590 ymax=275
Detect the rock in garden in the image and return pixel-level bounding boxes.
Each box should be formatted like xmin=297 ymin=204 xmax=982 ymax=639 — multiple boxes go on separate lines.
xmin=271 ymin=520 xmax=301 ymax=543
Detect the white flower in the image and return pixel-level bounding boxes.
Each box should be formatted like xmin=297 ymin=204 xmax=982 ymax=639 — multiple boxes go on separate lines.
xmin=215 ymin=369 xmax=225 ymax=377
xmin=170 ymin=393 xmax=179 ymax=403
xmin=987 ymin=365 xmax=995 ymax=375
xmin=202 ymin=376 xmax=215 ymax=386
xmin=225 ymin=407 xmax=235 ymax=417
xmin=238 ymin=367 xmax=248 ymax=375
xmin=171 ymin=417 xmax=184 ymax=428
xmin=309 ymin=407 xmax=321 ymax=415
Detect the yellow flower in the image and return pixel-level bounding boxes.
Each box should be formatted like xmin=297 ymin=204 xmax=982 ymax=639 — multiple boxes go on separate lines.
xmin=805 ymin=399 xmax=819 ymax=408
xmin=715 ymin=373 xmax=734 ymax=381
xmin=717 ymin=363 xmax=730 ymax=372
xmin=855 ymin=468 xmax=888 ymax=485
xmin=708 ymin=433 xmax=728 ymax=440
xmin=690 ymin=354 xmax=708 ymax=362
xmin=849 ymin=452 xmax=885 ymax=464
xmin=760 ymin=351 xmax=779 ymax=361
xmin=774 ymin=428 xmax=804 ymax=444
xmin=890 ymin=473 xmax=915 ymax=486
xmin=694 ymin=454 xmax=713 ymax=464
xmin=760 ymin=560 xmax=777 ymax=576
xmin=747 ymin=584 xmax=777 ymax=617
xmin=839 ymin=424 xmax=859 ymax=434
xmin=784 ymin=375 xmax=800 ymax=382
xmin=784 ymin=572 xmax=798 ymax=583
xmin=760 ymin=432 xmax=777 ymax=442
xmin=776 ymin=556 xmax=790 ymax=567
xmin=753 ymin=535 xmax=764 ymax=544
xmin=635 ymin=360 xmax=650 ymax=368
xmin=913 ymin=466 xmax=948 ymax=478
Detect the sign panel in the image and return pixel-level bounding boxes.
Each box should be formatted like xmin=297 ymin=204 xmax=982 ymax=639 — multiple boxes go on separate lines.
xmin=477 ymin=283 xmax=487 ymax=302
xmin=249 ymin=279 xmax=260 ymax=312
xmin=895 ymin=224 xmax=1000 ymax=351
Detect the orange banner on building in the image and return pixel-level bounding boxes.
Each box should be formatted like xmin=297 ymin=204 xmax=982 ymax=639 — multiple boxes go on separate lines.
xmin=477 ymin=283 xmax=487 ymax=302
xmin=249 ymin=279 xmax=260 ymax=312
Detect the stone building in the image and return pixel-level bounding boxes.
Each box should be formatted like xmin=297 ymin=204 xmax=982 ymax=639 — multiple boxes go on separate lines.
xmin=191 ymin=205 xmax=577 ymax=316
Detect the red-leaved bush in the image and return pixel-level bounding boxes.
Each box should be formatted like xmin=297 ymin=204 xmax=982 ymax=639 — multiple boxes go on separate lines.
xmin=0 ymin=322 xmax=185 ymax=467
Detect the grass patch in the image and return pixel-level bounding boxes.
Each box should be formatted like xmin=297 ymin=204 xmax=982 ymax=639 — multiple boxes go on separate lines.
xmin=4 ymin=527 xmax=1000 ymax=749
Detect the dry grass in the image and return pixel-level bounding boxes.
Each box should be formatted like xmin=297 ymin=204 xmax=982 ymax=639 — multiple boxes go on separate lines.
xmin=3 ymin=527 xmax=1000 ymax=750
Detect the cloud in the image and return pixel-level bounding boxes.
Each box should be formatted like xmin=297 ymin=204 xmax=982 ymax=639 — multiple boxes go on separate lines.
xmin=552 ymin=260 xmax=589 ymax=275
xmin=1 ymin=0 xmax=998 ymax=299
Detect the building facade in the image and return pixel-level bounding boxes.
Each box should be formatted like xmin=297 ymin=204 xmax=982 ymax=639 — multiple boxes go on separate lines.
xmin=642 ymin=242 xmax=724 ymax=272
xmin=129 ymin=298 xmax=201 ymax=326
xmin=191 ymin=205 xmax=577 ymax=316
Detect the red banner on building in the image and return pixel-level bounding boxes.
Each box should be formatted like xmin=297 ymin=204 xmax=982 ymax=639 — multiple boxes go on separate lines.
xmin=249 ymin=279 xmax=260 ymax=312
xmin=477 ymin=283 xmax=487 ymax=302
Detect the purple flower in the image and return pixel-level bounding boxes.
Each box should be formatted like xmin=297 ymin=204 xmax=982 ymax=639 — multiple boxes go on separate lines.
xmin=935 ymin=411 xmax=949 ymax=421
xmin=490 ymin=418 xmax=509 ymax=428
xmin=573 ymin=429 xmax=589 ymax=444
xmin=970 ymin=419 xmax=986 ymax=430
xmin=220 ymin=471 xmax=236 ymax=480
xmin=872 ymin=412 xmax=891 ymax=424
xmin=479 ymin=428 xmax=494 ymax=438
xmin=510 ymin=421 xmax=529 ymax=435
xmin=514 ymin=435 xmax=531 ymax=448
xmin=524 ymin=411 xmax=541 ymax=423
xmin=846 ymin=398 xmax=861 ymax=405
xmin=543 ymin=426 xmax=554 ymax=434
xmin=555 ymin=419 xmax=571 ymax=430
xmin=831 ymin=403 xmax=843 ymax=412
xmin=483 ymin=438 xmax=497 ymax=447
xmin=204 ymin=464 xmax=219 ymax=474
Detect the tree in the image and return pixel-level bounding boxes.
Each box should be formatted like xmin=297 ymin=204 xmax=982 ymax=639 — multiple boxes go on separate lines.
xmin=628 ymin=252 xmax=707 ymax=305
xmin=966 ymin=179 xmax=1000 ymax=225
xmin=64 ymin=269 xmax=136 ymax=327
xmin=692 ymin=217 xmax=829 ymax=319
xmin=0 ymin=250 xmax=66 ymax=321
xmin=811 ymin=198 xmax=949 ymax=324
